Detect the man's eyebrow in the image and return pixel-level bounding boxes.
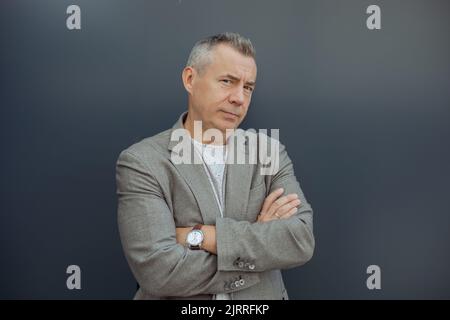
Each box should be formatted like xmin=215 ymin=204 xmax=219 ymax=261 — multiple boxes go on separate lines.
xmin=222 ymin=74 xmax=256 ymax=86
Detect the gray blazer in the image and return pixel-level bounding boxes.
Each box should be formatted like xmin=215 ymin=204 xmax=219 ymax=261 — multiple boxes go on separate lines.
xmin=116 ymin=113 xmax=315 ymax=300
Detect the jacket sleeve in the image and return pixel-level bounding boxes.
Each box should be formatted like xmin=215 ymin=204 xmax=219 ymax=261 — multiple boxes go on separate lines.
xmin=215 ymin=142 xmax=315 ymax=273
xmin=116 ymin=150 xmax=260 ymax=298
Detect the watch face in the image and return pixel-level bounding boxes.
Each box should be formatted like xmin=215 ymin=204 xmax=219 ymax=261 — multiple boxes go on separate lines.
xmin=187 ymin=230 xmax=203 ymax=246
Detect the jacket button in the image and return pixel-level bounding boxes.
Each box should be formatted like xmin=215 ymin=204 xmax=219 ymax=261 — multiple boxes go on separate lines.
xmin=239 ymin=279 xmax=245 ymax=286
xmin=249 ymin=264 xmax=255 ymax=270
xmin=234 ymin=280 xmax=240 ymax=287
xmin=238 ymin=261 xmax=244 ymax=268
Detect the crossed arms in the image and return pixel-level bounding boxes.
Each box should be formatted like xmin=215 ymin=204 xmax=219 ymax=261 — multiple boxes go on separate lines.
xmin=175 ymin=188 xmax=303 ymax=254
xmin=116 ymin=143 xmax=314 ymax=297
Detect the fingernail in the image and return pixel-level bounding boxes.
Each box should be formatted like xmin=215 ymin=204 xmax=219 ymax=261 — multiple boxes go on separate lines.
xmin=278 ymin=188 xmax=284 ymax=193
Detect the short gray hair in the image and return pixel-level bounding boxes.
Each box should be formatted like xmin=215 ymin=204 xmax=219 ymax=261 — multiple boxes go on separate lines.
xmin=186 ymin=32 xmax=256 ymax=74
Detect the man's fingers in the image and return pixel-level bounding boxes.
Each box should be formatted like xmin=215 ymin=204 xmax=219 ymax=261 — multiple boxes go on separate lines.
xmin=280 ymin=207 xmax=298 ymax=220
xmin=260 ymin=188 xmax=284 ymax=214
xmin=267 ymin=193 xmax=298 ymax=216
xmin=275 ymin=199 xmax=301 ymax=217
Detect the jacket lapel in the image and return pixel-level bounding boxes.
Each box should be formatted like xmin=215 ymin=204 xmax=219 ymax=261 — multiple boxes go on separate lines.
xmin=167 ymin=113 xmax=253 ymax=224
xmin=223 ymin=131 xmax=253 ymax=220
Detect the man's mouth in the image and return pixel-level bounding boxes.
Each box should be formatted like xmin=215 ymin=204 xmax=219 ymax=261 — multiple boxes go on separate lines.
xmin=221 ymin=110 xmax=239 ymax=118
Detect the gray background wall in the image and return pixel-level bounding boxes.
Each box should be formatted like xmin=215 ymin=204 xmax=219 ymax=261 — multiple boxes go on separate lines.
xmin=1 ymin=0 xmax=449 ymax=299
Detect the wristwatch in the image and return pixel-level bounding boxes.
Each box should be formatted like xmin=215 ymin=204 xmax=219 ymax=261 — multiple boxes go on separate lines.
xmin=186 ymin=224 xmax=204 ymax=250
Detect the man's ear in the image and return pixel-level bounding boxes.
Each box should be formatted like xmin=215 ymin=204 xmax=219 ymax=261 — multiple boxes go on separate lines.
xmin=182 ymin=66 xmax=196 ymax=94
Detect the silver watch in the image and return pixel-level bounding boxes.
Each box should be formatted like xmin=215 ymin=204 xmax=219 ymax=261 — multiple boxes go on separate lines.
xmin=186 ymin=224 xmax=204 ymax=250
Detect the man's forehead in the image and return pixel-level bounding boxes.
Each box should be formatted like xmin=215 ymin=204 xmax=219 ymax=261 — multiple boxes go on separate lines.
xmin=209 ymin=45 xmax=257 ymax=79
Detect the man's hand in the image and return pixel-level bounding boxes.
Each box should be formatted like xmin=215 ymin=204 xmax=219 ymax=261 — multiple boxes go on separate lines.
xmin=257 ymin=188 xmax=300 ymax=223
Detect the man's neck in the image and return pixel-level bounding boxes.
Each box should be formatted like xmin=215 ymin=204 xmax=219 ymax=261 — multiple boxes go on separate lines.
xmin=183 ymin=112 xmax=231 ymax=145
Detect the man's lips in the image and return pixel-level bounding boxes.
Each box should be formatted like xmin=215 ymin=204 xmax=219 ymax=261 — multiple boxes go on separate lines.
xmin=221 ymin=110 xmax=240 ymax=118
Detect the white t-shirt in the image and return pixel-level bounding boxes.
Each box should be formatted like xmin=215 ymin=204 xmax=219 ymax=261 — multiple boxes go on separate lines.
xmin=191 ymin=138 xmax=231 ymax=300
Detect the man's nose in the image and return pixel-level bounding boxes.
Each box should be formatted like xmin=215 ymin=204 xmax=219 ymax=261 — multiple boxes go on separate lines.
xmin=229 ymin=86 xmax=245 ymax=106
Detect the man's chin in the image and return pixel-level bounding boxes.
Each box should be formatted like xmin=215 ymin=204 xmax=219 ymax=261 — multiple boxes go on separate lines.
xmin=215 ymin=119 xmax=240 ymax=132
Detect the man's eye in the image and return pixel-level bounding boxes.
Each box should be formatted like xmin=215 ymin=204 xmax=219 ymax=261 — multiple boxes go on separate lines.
xmin=245 ymin=86 xmax=254 ymax=92
xmin=221 ymin=79 xmax=231 ymax=84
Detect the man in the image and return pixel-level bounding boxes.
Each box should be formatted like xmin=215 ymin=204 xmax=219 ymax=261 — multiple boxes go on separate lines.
xmin=116 ymin=32 xmax=315 ymax=300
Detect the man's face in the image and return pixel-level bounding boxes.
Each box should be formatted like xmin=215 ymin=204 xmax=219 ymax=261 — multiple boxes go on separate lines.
xmin=184 ymin=44 xmax=257 ymax=133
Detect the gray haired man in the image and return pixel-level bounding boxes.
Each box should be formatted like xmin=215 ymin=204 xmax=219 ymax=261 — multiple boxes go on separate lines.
xmin=116 ymin=32 xmax=315 ymax=299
